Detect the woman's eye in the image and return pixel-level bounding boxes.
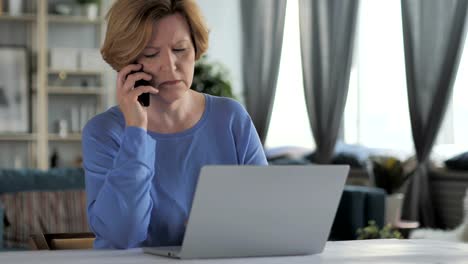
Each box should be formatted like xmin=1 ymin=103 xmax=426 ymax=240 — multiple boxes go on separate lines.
xmin=144 ymin=53 xmax=158 ymax=58
xmin=173 ymin=48 xmax=186 ymax=52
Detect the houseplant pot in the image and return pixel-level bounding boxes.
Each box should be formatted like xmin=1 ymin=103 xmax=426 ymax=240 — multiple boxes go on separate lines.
xmin=8 ymin=0 xmax=23 ymax=16
xmin=371 ymin=156 xmax=410 ymax=225
xmin=76 ymin=0 xmax=99 ymax=20
xmin=385 ymin=193 xmax=404 ymax=225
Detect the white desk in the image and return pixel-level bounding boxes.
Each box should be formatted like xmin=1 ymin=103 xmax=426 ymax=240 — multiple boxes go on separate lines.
xmin=1 ymin=239 xmax=467 ymax=263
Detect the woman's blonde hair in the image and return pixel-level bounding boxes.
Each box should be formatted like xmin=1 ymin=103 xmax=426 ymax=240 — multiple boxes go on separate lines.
xmin=101 ymin=0 xmax=209 ymax=71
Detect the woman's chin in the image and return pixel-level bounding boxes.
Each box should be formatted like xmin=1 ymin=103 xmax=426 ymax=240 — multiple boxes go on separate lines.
xmin=152 ymin=88 xmax=189 ymax=105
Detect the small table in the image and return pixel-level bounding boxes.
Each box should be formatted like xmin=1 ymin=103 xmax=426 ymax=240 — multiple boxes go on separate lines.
xmin=1 ymin=239 xmax=467 ymax=263
xmin=393 ymin=220 xmax=420 ymax=238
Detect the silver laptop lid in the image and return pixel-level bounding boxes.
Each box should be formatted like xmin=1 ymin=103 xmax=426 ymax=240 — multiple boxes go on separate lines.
xmin=178 ymin=165 xmax=349 ymax=259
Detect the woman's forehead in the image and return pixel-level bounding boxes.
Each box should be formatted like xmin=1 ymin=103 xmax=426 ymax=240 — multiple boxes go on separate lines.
xmin=148 ymin=13 xmax=192 ymax=47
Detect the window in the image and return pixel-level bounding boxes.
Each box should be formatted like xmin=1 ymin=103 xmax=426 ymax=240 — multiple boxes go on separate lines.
xmin=266 ymin=0 xmax=468 ymax=159
xmin=345 ymin=0 xmax=468 ymax=158
xmin=344 ymin=0 xmax=413 ymax=153
xmin=265 ymin=0 xmax=314 ymax=149
xmin=433 ymin=36 xmax=468 ymax=159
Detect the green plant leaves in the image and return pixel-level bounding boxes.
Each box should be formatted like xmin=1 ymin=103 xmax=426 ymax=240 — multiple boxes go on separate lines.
xmin=356 ymin=220 xmax=403 ymax=240
xmin=190 ymin=56 xmax=235 ymax=99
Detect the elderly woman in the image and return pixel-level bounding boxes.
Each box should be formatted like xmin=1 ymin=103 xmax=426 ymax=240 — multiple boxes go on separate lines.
xmin=82 ymin=0 xmax=267 ymax=249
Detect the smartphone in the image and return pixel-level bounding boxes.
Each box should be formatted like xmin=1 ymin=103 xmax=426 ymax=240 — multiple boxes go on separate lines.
xmin=131 ymin=68 xmax=150 ymax=107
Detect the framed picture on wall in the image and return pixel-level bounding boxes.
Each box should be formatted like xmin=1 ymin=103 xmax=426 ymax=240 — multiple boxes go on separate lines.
xmin=0 ymin=46 xmax=30 ymax=133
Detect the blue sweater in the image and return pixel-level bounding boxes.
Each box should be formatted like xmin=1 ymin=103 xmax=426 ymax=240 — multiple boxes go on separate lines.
xmin=82 ymin=94 xmax=268 ymax=249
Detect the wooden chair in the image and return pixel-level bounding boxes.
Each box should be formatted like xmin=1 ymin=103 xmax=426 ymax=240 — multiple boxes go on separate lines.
xmin=29 ymin=232 xmax=95 ymax=250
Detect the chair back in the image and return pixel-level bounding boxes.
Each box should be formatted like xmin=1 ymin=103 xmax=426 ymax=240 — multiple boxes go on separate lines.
xmin=29 ymin=232 xmax=95 ymax=250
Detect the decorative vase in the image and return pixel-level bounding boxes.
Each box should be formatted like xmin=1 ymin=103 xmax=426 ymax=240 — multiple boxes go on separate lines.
xmin=385 ymin=193 xmax=404 ymax=226
xmin=82 ymin=3 xmax=98 ymax=20
xmin=8 ymin=0 xmax=23 ymax=16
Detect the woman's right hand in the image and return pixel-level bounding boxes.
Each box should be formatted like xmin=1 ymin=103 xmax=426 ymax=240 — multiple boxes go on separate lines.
xmin=116 ymin=64 xmax=159 ymax=130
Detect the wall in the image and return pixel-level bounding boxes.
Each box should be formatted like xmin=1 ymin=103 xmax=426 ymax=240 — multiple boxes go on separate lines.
xmin=196 ymin=0 xmax=244 ymax=101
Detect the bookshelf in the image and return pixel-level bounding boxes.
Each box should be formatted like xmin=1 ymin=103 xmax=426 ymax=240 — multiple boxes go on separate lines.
xmin=0 ymin=0 xmax=111 ymax=169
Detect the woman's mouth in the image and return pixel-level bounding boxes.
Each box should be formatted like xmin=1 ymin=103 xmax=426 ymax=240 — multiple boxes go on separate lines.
xmin=158 ymin=80 xmax=181 ymax=87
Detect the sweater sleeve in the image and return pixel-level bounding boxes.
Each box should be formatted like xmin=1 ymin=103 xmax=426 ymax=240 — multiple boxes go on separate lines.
xmin=233 ymin=106 xmax=268 ymax=165
xmin=82 ymin=120 xmax=156 ymax=249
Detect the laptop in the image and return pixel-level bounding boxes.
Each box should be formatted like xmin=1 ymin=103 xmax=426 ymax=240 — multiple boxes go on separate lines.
xmin=143 ymin=165 xmax=349 ymax=259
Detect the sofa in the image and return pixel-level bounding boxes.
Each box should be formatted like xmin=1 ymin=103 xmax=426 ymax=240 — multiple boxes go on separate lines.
xmin=0 ymin=168 xmax=88 ymax=250
xmin=330 ymin=185 xmax=385 ymax=240
xmin=429 ymin=166 xmax=468 ymax=229
xmin=0 ymin=168 xmax=385 ymax=250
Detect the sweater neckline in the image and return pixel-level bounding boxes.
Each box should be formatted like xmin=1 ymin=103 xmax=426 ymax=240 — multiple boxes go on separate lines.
xmin=145 ymin=93 xmax=211 ymax=139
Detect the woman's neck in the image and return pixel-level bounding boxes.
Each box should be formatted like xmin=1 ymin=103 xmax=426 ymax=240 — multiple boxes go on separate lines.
xmin=146 ymin=90 xmax=205 ymax=134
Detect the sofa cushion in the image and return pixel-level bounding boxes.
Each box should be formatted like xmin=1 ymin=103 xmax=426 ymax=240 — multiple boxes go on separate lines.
xmin=329 ymin=185 xmax=386 ymax=240
xmin=0 ymin=168 xmax=85 ymax=194
xmin=304 ymin=152 xmax=367 ymax=168
xmin=0 ymin=206 xmax=3 ymax=249
xmin=0 ymin=190 xmax=89 ymax=249
xmin=445 ymin=152 xmax=468 ymax=171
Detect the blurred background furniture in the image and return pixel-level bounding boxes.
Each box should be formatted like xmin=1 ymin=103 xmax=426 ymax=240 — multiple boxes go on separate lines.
xmin=29 ymin=232 xmax=94 ymax=250
xmin=330 ymin=185 xmax=386 ymax=240
xmin=0 ymin=168 xmax=88 ymax=250
xmin=0 ymin=0 xmax=110 ymax=170
xmin=429 ymin=166 xmax=468 ymax=229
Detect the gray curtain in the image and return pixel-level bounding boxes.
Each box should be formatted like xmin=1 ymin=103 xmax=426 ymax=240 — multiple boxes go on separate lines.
xmin=299 ymin=0 xmax=360 ymax=164
xmin=241 ymin=0 xmax=287 ymax=144
xmin=401 ymin=0 xmax=468 ymax=227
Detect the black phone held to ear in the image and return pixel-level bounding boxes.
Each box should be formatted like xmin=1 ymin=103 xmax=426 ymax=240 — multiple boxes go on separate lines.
xmin=135 ymin=77 xmax=150 ymax=107
xmin=130 ymin=69 xmax=150 ymax=107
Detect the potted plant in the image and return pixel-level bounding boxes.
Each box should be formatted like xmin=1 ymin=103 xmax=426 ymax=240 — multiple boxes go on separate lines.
xmin=76 ymin=0 xmax=99 ymax=20
xmin=190 ymin=56 xmax=235 ymax=99
xmin=356 ymin=220 xmax=403 ymax=239
xmin=370 ymin=156 xmax=414 ymax=225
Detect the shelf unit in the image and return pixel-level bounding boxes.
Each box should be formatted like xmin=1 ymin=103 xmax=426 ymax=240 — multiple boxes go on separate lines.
xmin=0 ymin=0 xmax=110 ymax=169
xmin=0 ymin=14 xmax=36 ymax=22
xmin=47 ymin=69 xmax=105 ymax=75
xmin=47 ymin=87 xmax=104 ymax=95
xmin=0 ymin=134 xmax=37 ymax=141
xmin=48 ymin=133 xmax=82 ymax=141
xmin=48 ymin=14 xmax=103 ymax=24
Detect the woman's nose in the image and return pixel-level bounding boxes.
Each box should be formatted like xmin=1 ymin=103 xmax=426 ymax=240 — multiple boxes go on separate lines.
xmin=159 ymin=50 xmax=177 ymax=72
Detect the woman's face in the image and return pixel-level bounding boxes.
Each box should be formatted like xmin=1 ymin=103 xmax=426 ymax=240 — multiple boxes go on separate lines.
xmin=136 ymin=13 xmax=196 ymax=104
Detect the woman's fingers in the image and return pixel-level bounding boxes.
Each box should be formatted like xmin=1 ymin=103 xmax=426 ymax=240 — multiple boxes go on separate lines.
xmin=115 ymin=65 xmax=157 ymax=129
xmin=116 ymin=64 xmax=142 ymax=100
xmin=123 ymin=72 xmax=153 ymax=92
xmin=117 ymin=63 xmax=142 ymax=86
xmin=128 ymin=86 xmax=159 ymax=101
